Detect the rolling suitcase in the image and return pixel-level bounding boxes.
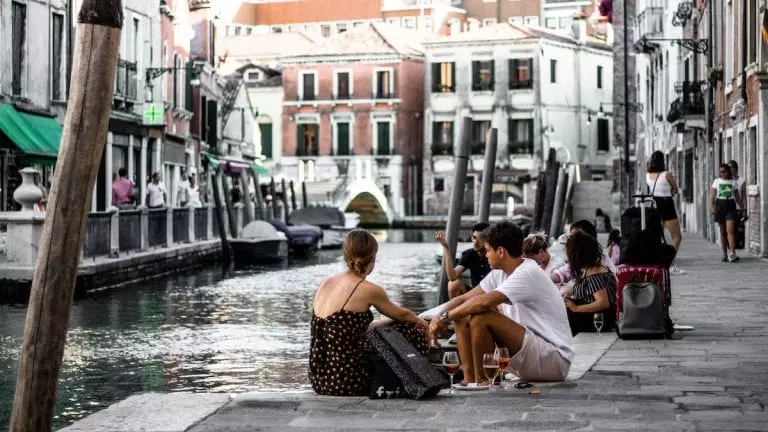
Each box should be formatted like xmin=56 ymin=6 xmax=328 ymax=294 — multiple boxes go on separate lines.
xmin=615 ymin=264 xmax=674 ymax=339
xmin=620 ymin=194 xmax=670 ymax=265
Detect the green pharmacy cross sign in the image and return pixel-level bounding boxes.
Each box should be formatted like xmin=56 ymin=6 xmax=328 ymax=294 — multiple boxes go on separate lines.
xmin=143 ymin=103 xmax=165 ymax=125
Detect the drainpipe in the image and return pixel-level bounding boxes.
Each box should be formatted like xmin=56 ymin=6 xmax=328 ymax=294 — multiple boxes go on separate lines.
xmin=740 ymin=0 xmax=748 ymax=104
xmin=706 ymin=0 xmax=714 ymax=241
xmin=66 ymin=0 xmax=74 ymax=98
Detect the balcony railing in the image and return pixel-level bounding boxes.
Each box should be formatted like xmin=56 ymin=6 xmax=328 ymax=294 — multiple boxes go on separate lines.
xmin=666 ymin=94 xmax=705 ymax=123
xmin=114 ymin=59 xmax=138 ymax=101
xmin=635 ymin=5 xmax=664 ymax=44
xmin=431 ymin=142 xmax=454 ymax=156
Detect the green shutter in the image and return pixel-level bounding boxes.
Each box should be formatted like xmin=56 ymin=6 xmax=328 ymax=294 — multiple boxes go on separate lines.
xmin=377 ymin=122 xmax=390 ymax=155
xmin=260 ymin=123 xmax=273 ymax=158
xmin=206 ymin=99 xmax=218 ymax=151
xmin=337 ymin=123 xmax=350 ymax=156
xmin=185 ymin=61 xmax=194 ymax=111
xmin=431 ymin=63 xmax=440 ymax=92
xmin=297 ymin=124 xmax=305 ymax=156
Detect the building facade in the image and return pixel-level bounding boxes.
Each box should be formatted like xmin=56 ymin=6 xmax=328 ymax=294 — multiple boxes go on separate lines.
xmin=279 ymin=23 xmax=426 ymax=223
xmin=422 ymin=21 xmax=614 ymax=215
xmin=0 ymin=0 xmax=70 ymax=210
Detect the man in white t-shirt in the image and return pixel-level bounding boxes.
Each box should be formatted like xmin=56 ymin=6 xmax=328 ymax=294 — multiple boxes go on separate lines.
xmin=429 ymin=222 xmax=573 ymax=383
xmin=146 ymin=172 xmax=167 ymax=209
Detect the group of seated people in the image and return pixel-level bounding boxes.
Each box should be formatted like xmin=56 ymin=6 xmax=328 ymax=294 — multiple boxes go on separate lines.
xmin=309 ymin=220 xmax=620 ymax=396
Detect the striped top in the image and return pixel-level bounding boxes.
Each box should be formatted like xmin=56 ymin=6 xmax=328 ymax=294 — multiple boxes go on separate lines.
xmin=573 ymin=271 xmax=616 ymax=306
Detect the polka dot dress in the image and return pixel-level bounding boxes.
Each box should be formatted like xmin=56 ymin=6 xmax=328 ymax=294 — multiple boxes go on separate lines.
xmin=309 ymin=311 xmax=429 ymax=396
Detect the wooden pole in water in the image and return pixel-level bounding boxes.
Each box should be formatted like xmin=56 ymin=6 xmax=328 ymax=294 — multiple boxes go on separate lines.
xmin=270 ymin=177 xmax=279 ymax=219
xmin=302 ymin=181 xmax=308 ymax=209
xmin=221 ymin=173 xmax=238 ymax=237
xmin=289 ymin=180 xmax=297 ymax=213
xmin=10 ymin=1 xmax=123 ymax=430
xmin=280 ymin=178 xmax=288 ymax=222
xmin=438 ymin=116 xmax=472 ymax=304
xmin=210 ymin=167 xmax=231 ymax=264
xmin=248 ymin=167 xmax=265 ymax=220
xmin=478 ymin=128 xmax=497 ymax=224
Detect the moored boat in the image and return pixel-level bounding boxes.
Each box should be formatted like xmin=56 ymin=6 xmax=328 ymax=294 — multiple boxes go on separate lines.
xmin=288 ymin=207 xmax=357 ymax=249
xmin=230 ymin=221 xmax=289 ymax=266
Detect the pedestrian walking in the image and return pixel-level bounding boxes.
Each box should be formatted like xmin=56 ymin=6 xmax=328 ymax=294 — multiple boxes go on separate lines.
xmin=146 ymin=172 xmax=167 ymax=209
xmin=710 ymin=163 xmax=742 ymax=262
xmin=646 ymin=151 xmax=685 ymax=274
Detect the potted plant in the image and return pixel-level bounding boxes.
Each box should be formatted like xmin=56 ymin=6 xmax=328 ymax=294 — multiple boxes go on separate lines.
xmin=598 ymin=0 xmax=613 ymax=23
xmin=708 ymin=66 xmax=723 ymax=84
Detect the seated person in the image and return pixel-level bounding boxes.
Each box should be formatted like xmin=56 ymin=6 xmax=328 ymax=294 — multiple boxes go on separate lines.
xmin=523 ymin=232 xmax=565 ymax=277
xmin=562 ymin=231 xmax=617 ymax=335
xmin=436 ymin=222 xmax=491 ymax=299
xmin=606 ymin=229 xmax=621 ymax=266
xmin=309 ymin=229 xmax=429 ymax=396
xmin=430 ymin=222 xmax=573 ymax=384
xmin=551 ymin=220 xmax=616 ymax=285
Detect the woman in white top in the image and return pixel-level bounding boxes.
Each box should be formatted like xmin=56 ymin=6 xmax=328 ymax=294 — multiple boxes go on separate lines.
xmin=646 ymin=151 xmax=682 ymax=252
xmin=710 ymin=164 xmax=741 ymax=262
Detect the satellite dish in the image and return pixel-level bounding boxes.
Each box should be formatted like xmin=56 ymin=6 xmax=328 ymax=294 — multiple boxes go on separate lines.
xmin=555 ymin=147 xmax=571 ymax=164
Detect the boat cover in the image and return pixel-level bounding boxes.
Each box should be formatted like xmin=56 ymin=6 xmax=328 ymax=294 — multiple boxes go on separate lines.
xmin=242 ymin=221 xmax=281 ymax=240
xmin=288 ymin=207 xmax=345 ymax=228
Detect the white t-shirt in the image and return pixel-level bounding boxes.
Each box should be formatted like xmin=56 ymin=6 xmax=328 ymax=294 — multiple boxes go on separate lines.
xmin=712 ymin=178 xmax=737 ymax=201
xmin=479 ymin=259 xmax=574 ymax=361
xmin=147 ymin=182 xmax=167 ymax=207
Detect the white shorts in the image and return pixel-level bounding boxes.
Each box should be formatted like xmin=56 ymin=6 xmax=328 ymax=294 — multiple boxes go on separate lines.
xmin=508 ymin=329 xmax=571 ymax=382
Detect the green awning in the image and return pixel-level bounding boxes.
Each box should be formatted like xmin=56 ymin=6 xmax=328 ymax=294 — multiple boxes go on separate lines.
xmin=203 ymin=153 xmax=221 ymax=170
xmin=251 ymin=161 xmax=268 ymax=176
xmin=0 ymin=104 xmax=62 ymax=161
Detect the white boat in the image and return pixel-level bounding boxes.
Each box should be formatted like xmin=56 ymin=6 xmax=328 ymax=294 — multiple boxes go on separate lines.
xmin=230 ymin=221 xmax=289 ymax=266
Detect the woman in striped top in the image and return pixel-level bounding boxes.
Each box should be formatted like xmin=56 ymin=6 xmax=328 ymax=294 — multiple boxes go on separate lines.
xmin=562 ymin=231 xmax=617 ymax=335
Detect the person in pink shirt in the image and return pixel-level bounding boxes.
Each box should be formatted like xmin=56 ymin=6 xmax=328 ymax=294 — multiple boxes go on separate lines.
xmin=112 ymin=168 xmax=135 ymax=210
xmin=551 ymin=220 xmax=616 ymax=285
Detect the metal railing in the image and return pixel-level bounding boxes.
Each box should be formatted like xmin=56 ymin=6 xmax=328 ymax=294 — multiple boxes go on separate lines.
xmin=195 ymin=207 xmax=208 ymax=240
xmin=172 ymin=208 xmax=189 ymax=243
xmin=118 ymin=210 xmax=142 ymax=252
xmin=83 ymin=212 xmax=112 ymax=257
xmin=635 ymin=6 xmax=664 ymax=42
xmin=148 ymin=209 xmax=167 ymax=247
xmin=115 ymin=59 xmax=138 ymax=101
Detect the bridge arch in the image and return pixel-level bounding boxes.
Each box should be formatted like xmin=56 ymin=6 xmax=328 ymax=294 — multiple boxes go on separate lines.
xmin=338 ymin=179 xmax=392 ymax=226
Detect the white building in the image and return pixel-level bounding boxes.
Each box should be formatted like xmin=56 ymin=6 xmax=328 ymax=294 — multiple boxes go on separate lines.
xmin=422 ymin=20 xmax=614 ymax=215
xmin=0 ymin=0 xmax=70 ymax=210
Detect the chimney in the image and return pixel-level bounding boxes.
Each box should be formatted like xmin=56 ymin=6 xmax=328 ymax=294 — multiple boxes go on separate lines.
xmin=571 ymin=17 xmax=587 ymax=44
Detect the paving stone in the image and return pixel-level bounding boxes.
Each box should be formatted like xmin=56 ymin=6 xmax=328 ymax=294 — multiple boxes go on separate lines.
xmin=672 ymin=395 xmax=742 ymax=406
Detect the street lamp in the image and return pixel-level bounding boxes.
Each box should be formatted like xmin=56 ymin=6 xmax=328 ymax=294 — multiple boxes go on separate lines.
xmin=144 ymin=64 xmax=202 ymax=102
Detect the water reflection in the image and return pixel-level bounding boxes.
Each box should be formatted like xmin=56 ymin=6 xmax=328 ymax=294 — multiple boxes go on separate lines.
xmin=0 ymin=230 xmax=444 ymax=429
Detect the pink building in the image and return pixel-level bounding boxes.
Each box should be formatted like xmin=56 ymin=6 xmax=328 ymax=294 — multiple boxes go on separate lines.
xmin=279 ymin=23 xmax=426 ymax=222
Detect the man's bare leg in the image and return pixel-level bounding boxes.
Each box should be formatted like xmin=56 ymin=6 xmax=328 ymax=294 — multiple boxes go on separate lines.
xmin=468 ymin=311 xmax=526 ymax=382
xmin=453 ymin=317 xmax=475 ymax=384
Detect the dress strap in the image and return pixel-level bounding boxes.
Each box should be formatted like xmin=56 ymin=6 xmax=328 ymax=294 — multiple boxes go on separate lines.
xmin=340 ymin=279 xmax=365 ymax=311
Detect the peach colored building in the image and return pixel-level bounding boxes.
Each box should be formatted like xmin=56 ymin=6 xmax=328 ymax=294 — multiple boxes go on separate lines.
xmin=278 ymin=23 xmax=426 ymax=222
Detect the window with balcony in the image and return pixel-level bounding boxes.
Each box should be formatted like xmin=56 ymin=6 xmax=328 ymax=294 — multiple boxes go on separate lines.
xmin=597 ymin=118 xmax=610 ymax=152
xmin=300 ymin=72 xmax=316 ymax=100
xmin=508 ymin=119 xmax=533 ymax=155
xmin=471 ymin=120 xmax=490 ymax=154
xmin=432 ymin=121 xmax=454 ymax=155
xmin=597 ymin=65 xmax=603 ymax=89
xmin=375 ymin=69 xmax=393 ymax=99
xmin=336 ymin=71 xmax=351 ymax=99
xmin=335 ymin=122 xmax=351 ymax=156
xmin=509 ymin=59 xmax=533 ymax=89
xmin=115 ymin=58 xmax=138 ymax=101
xmin=297 ymin=124 xmax=319 ymax=156
xmin=11 ymin=1 xmax=26 ymax=96
xmin=472 ymin=60 xmax=494 ymax=91
xmin=337 ymin=22 xmax=348 ymax=33
xmin=376 ymin=122 xmax=391 ymax=155
xmin=260 ymin=123 xmax=273 ymax=158
xmin=51 ymin=12 xmax=64 ymax=101
xmin=431 ymin=62 xmax=455 ymax=92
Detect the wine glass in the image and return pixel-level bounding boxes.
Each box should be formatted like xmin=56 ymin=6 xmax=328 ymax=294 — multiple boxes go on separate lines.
xmin=593 ymin=313 xmax=604 ymax=334
xmin=482 ymin=353 xmax=500 ymax=392
xmin=494 ymin=347 xmax=510 ymax=389
xmin=442 ymin=352 xmax=460 ymax=394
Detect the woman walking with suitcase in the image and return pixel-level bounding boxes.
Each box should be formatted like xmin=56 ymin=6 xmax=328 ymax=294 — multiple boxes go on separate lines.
xmin=646 ymin=151 xmax=684 ymax=274
xmin=710 ymin=164 xmax=742 ymax=263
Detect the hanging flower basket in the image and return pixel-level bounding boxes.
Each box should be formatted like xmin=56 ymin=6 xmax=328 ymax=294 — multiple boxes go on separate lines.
xmin=707 ymin=66 xmax=723 ymax=84
xmin=598 ymin=0 xmax=613 ymax=23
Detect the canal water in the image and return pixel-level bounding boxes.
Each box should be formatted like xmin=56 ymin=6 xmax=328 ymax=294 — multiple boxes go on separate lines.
xmin=0 ymin=229 xmax=461 ymax=429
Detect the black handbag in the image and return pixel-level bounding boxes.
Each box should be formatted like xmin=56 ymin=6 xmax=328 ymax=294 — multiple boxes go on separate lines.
xmin=366 ymin=327 xmax=448 ymax=400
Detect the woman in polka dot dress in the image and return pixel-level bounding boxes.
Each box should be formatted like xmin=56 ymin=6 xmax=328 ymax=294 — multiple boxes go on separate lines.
xmin=309 ymin=229 xmax=430 ymax=396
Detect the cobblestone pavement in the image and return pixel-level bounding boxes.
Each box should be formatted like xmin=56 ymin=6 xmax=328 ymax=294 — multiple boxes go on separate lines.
xmin=64 ymin=235 xmax=768 ymax=431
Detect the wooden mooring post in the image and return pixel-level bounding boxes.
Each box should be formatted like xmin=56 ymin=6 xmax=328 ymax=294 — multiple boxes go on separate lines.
xmin=10 ymin=1 xmax=123 ymax=430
